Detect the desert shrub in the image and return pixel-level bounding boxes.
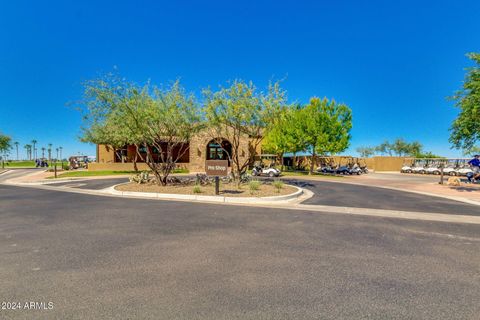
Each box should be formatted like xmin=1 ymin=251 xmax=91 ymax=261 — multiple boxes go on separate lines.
xmin=193 ymin=185 xmax=202 ymax=194
xmin=249 ymin=180 xmax=261 ymax=194
xmin=130 ymin=171 xmax=150 ymax=184
xmin=272 ymin=180 xmax=284 ymax=192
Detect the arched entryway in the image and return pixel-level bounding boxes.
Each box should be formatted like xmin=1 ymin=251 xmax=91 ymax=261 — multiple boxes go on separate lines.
xmin=206 ymin=139 xmax=232 ymax=166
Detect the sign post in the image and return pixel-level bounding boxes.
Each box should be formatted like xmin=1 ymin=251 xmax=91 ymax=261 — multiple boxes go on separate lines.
xmin=205 ymin=160 xmax=228 ymax=195
xmin=439 ymin=163 xmax=444 ymax=185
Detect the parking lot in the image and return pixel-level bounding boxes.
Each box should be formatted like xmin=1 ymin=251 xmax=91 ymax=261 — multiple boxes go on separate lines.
xmin=1 ymin=184 xmax=479 ymax=319
xmin=28 ymin=172 xmax=480 ymax=216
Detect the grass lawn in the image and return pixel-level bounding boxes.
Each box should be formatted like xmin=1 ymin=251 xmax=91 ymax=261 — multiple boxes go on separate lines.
xmin=1 ymin=160 xmax=58 ymax=168
xmin=53 ymin=168 xmax=189 ymax=178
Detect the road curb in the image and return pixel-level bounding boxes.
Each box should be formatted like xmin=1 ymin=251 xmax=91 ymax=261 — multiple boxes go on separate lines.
xmin=106 ymin=183 xmax=305 ymax=204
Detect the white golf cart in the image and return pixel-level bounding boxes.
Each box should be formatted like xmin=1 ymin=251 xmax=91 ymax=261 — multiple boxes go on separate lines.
xmin=456 ymin=159 xmax=474 ymax=176
xmin=251 ymin=154 xmax=282 ymax=177
xmin=401 ymin=159 xmax=414 ymax=173
xmin=425 ymin=159 xmax=444 ymax=175
xmin=411 ymin=159 xmax=427 ymax=174
xmin=442 ymin=159 xmax=458 ymax=176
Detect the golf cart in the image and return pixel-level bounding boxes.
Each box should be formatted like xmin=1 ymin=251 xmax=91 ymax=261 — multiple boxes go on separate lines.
xmin=251 ymin=154 xmax=281 ymax=177
xmin=251 ymin=162 xmax=281 ymax=177
xmin=335 ymin=157 xmax=359 ymax=175
xmin=356 ymin=158 xmax=369 ymax=174
xmin=443 ymin=159 xmax=459 ymax=176
xmin=401 ymin=159 xmax=414 ymax=173
xmin=316 ymin=157 xmax=337 ymax=174
xmin=425 ymin=159 xmax=442 ymax=175
xmin=411 ymin=159 xmax=427 ymax=174
xmin=347 ymin=157 xmax=364 ymax=175
xmin=456 ymin=159 xmax=474 ymax=176
xmin=69 ymin=155 xmax=90 ymax=170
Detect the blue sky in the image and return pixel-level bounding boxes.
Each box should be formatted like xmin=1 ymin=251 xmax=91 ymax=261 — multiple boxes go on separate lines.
xmin=1 ymin=0 xmax=479 ymax=159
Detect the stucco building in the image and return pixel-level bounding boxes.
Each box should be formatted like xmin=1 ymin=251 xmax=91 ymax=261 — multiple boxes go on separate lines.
xmin=93 ymin=129 xmax=256 ymax=173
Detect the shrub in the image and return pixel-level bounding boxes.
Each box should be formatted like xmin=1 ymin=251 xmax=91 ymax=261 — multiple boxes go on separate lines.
xmin=130 ymin=171 xmax=150 ymax=184
xmin=249 ymin=180 xmax=261 ymax=194
xmin=193 ymin=185 xmax=202 ymax=194
xmin=272 ymin=180 xmax=284 ymax=193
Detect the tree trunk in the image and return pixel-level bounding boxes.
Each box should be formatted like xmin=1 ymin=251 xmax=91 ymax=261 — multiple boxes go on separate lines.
xmin=133 ymin=147 xmax=139 ymax=172
xmin=309 ymin=148 xmax=316 ymax=175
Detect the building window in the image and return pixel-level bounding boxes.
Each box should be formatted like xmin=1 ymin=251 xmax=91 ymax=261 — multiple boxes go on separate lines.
xmin=206 ymin=139 xmax=231 ymax=165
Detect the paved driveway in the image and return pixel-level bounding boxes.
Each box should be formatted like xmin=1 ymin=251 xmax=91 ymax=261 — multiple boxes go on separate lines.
xmin=285 ymin=179 xmax=480 ymax=215
xmin=41 ymin=175 xmax=480 ymax=215
xmin=0 ymin=185 xmax=479 ymax=319
xmin=46 ymin=177 xmax=129 ymax=190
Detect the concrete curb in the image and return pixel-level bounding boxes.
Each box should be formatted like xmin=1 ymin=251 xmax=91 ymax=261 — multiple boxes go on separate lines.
xmin=105 ymin=183 xmax=305 ymax=204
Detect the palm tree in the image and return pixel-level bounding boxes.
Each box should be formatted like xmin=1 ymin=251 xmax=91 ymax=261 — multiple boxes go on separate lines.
xmin=47 ymin=143 xmax=52 ymax=161
xmin=41 ymin=147 xmax=46 ymax=159
xmin=59 ymin=146 xmax=63 ymax=161
xmin=24 ymin=144 xmax=32 ymax=160
xmin=31 ymin=140 xmax=37 ymax=159
xmin=56 ymin=147 xmax=59 ymax=160
xmin=14 ymin=142 xmax=19 ymax=160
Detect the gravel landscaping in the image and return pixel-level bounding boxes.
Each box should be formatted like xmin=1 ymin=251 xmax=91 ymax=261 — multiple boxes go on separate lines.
xmin=115 ymin=181 xmax=297 ymax=197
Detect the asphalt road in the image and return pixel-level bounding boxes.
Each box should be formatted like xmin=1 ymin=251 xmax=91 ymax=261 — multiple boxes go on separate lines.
xmin=284 ymin=179 xmax=480 ymax=215
xmin=47 ymin=177 xmax=129 ymax=190
xmin=0 ymin=185 xmax=479 ymax=319
xmin=45 ymin=176 xmax=480 ymax=215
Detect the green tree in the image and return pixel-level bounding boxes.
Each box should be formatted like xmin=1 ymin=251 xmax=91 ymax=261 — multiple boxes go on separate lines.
xmin=356 ymin=146 xmax=376 ymax=158
xmin=204 ymin=80 xmax=286 ymax=181
xmin=375 ymin=140 xmax=392 ymax=156
xmin=463 ymin=145 xmax=480 ymax=156
xmin=375 ymin=139 xmax=423 ymax=157
xmin=81 ymin=74 xmax=204 ymax=185
xmin=300 ymin=97 xmax=352 ymax=174
xmin=408 ymin=141 xmax=423 ymax=156
xmin=123 ymin=81 xmax=204 ymax=185
xmin=415 ymin=151 xmax=442 ymax=158
xmin=262 ymin=105 xmax=307 ymax=169
xmin=0 ymin=133 xmax=12 ymax=156
xmin=450 ymin=53 xmax=480 ymax=151
xmin=80 ymin=73 xmax=143 ymax=169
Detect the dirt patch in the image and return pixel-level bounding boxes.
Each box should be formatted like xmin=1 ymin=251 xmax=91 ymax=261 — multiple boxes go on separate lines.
xmin=115 ymin=182 xmax=297 ymax=197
